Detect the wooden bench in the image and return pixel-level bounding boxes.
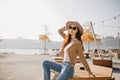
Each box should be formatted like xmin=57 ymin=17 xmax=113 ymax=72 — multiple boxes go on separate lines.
xmin=51 ymin=57 xmax=114 ymax=80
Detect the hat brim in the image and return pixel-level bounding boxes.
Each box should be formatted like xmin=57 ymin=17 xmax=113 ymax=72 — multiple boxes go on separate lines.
xmin=66 ymin=21 xmax=83 ymax=35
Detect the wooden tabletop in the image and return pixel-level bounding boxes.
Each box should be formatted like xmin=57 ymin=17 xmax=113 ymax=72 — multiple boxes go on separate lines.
xmin=73 ymin=63 xmax=112 ymax=78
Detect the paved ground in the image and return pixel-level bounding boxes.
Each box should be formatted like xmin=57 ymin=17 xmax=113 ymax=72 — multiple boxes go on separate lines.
xmin=0 ymin=54 xmax=120 ymax=80
xmin=0 ymin=54 xmax=49 ymax=80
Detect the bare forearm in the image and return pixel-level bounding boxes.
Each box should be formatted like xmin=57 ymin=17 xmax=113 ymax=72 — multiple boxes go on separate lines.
xmin=58 ymin=27 xmax=66 ymax=39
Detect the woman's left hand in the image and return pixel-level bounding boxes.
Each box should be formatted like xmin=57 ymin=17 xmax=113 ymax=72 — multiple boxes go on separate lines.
xmin=89 ymin=72 xmax=95 ymax=77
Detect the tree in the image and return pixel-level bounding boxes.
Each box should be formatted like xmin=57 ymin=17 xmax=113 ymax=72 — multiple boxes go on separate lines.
xmin=82 ymin=28 xmax=101 ymax=51
xmin=39 ymin=25 xmax=51 ymax=54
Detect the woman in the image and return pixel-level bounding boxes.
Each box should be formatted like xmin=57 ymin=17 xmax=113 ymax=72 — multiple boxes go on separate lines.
xmin=42 ymin=21 xmax=94 ymax=80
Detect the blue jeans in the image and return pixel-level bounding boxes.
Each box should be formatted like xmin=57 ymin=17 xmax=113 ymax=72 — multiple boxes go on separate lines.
xmin=42 ymin=60 xmax=74 ymax=80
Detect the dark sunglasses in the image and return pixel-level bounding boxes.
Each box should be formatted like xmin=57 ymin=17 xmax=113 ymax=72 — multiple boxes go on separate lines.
xmin=69 ymin=26 xmax=77 ymax=30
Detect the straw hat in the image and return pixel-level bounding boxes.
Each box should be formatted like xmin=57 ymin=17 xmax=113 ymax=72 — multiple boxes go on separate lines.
xmin=66 ymin=21 xmax=83 ymax=35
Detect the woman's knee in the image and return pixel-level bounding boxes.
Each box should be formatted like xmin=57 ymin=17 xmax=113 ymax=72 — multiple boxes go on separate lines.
xmin=42 ymin=60 xmax=49 ymax=66
xmin=42 ymin=60 xmax=50 ymax=66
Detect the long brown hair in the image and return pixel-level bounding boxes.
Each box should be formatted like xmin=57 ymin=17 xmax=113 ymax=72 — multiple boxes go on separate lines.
xmin=62 ymin=27 xmax=84 ymax=50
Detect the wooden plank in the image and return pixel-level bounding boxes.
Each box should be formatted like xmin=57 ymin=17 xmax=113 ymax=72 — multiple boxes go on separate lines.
xmin=52 ymin=57 xmax=81 ymax=63
xmin=73 ymin=64 xmax=112 ymax=78
xmin=93 ymin=59 xmax=112 ymax=68
xmin=70 ymin=77 xmax=111 ymax=80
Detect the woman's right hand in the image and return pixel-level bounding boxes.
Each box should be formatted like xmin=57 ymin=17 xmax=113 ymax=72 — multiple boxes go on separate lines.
xmin=58 ymin=26 xmax=66 ymax=39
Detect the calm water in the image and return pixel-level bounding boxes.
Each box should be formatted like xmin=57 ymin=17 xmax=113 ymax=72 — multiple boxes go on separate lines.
xmin=0 ymin=49 xmax=46 ymax=54
xmin=0 ymin=49 xmax=59 ymax=55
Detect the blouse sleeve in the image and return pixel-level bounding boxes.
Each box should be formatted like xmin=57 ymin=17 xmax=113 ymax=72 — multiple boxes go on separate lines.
xmin=77 ymin=41 xmax=91 ymax=73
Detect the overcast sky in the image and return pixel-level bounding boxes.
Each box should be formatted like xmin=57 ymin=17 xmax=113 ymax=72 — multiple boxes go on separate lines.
xmin=0 ymin=0 xmax=120 ymax=41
